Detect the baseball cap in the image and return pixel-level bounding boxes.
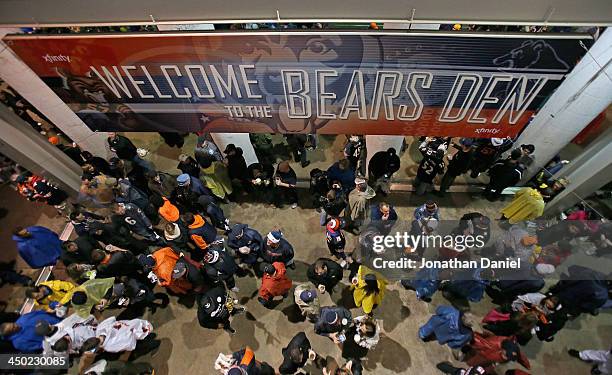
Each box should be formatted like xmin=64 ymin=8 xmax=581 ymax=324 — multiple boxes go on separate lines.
xmin=176 ymin=174 xmax=190 ymax=186
xmin=172 ymin=262 xmax=187 ymax=279
xmin=300 ymin=290 xmax=317 ymax=303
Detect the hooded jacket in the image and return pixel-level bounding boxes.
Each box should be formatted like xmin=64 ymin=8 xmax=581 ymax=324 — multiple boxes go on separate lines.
xmin=259 ymin=262 xmax=292 ymax=301
xmin=466 ymin=332 xmax=530 ymax=371
xmin=13 ymin=226 xmax=62 ymax=268
xmin=159 ymin=197 xmax=180 ymax=222
xmin=187 ymin=214 xmax=218 ymax=250
xmin=226 ymin=148 xmax=249 ymax=180
xmin=60 ymin=277 xmax=115 ymax=317
xmin=34 ymin=280 xmax=77 ymax=309
xmin=348 ymin=186 xmax=376 ymax=221
xmin=418 ymin=305 xmax=472 ymax=348
xmin=151 ymin=247 xmax=193 ymax=294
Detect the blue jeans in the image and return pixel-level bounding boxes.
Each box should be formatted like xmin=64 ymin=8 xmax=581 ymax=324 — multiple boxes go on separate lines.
xmin=132 ymin=156 xmax=155 ymax=173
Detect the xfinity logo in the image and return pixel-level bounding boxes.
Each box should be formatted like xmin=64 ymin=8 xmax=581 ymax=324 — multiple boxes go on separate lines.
xmin=42 ymin=54 xmax=71 ymax=63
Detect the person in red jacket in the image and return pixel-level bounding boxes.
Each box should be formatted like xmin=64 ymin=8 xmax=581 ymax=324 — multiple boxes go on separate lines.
xmin=464 ymin=332 xmax=530 ymax=373
xmin=258 ymin=262 xmax=292 ymax=307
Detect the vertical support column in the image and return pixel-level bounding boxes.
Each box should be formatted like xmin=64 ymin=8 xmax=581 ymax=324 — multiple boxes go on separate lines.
xmin=0 ymin=29 xmax=110 ymax=158
xmin=210 ymin=133 xmax=259 ymax=165
xmin=0 ymin=104 xmax=81 ymax=194
xmin=544 ymin=125 xmax=612 ymax=214
xmin=516 ymin=27 xmax=612 ymax=181
xmin=365 ymin=135 xmax=404 ymax=175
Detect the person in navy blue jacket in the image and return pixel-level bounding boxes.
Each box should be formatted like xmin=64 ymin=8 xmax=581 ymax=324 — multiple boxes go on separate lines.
xmin=227 ymin=223 xmax=263 ymax=267
xmin=12 ymin=226 xmax=62 ymax=268
xmin=327 ymin=159 xmax=355 ymax=194
xmin=370 ymin=202 xmax=398 ymax=235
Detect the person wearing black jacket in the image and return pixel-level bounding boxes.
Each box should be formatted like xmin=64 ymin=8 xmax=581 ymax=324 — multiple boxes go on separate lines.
xmin=247 ymin=162 xmax=275 ymax=204
xmin=177 ymin=154 xmax=201 ymax=178
xmin=90 ymin=222 xmax=150 ymax=255
xmin=483 ymin=149 xmax=523 ymax=201
xmin=469 ymin=137 xmax=513 ymax=178
xmin=203 ymin=248 xmax=239 ymax=291
xmin=439 ymin=139 xmax=474 ymax=195
xmin=310 ymin=168 xmax=330 ymax=209
xmin=198 ymin=195 xmax=230 ymax=232
xmin=322 ymin=188 xmax=347 ymax=217
xmin=279 ymin=332 xmax=315 ymax=374
xmin=224 ymin=144 xmax=249 ymax=190
xmin=60 ymin=236 xmax=100 ymax=266
xmin=274 ymin=161 xmax=299 ymax=209
xmin=314 ymin=306 xmax=352 ymax=342
xmin=368 ymin=148 xmax=400 ymax=195
xmin=285 ymin=134 xmax=310 ymax=168
xmin=307 ymin=258 xmax=343 ymax=295
xmin=107 ymin=132 xmax=137 ymax=160
xmin=197 ymin=285 xmax=245 ymax=334
xmin=82 ymin=151 xmax=112 ymax=176
xmin=414 ymin=142 xmax=445 ymax=196
xmin=91 ymin=248 xmax=142 ymax=278
xmin=227 ymin=223 xmax=264 ymax=267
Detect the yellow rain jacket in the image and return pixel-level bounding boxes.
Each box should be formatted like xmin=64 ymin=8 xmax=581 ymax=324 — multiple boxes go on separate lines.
xmin=500 ymin=187 xmax=545 ymax=224
xmin=201 ymin=161 xmax=233 ymax=199
xmin=34 ymin=280 xmax=76 ymax=309
xmin=352 ymin=265 xmax=387 ymax=314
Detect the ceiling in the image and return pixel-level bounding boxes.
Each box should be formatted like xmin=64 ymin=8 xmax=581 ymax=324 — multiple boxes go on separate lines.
xmin=0 ymin=0 xmax=610 ymax=27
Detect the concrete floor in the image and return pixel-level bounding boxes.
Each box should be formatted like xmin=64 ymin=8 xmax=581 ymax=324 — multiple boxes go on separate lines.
xmin=0 ymin=134 xmax=609 ymax=375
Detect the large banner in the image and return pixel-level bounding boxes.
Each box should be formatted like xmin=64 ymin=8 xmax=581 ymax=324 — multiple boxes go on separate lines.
xmin=5 ymin=32 xmax=590 ymax=137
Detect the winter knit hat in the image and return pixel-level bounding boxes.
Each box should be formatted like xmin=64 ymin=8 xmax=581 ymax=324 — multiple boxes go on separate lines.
xmin=164 ymin=223 xmax=181 ymax=240
xmin=267 ymin=230 xmax=283 ymax=243
xmin=324 ymin=310 xmax=338 ymax=324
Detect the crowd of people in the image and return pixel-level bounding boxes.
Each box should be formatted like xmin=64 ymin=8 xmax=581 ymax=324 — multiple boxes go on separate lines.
xmin=1 ymin=131 xmax=610 ymax=375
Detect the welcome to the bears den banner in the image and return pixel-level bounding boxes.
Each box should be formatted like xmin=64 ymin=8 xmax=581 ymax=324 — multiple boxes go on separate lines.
xmin=4 ymin=31 xmax=591 ymax=137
